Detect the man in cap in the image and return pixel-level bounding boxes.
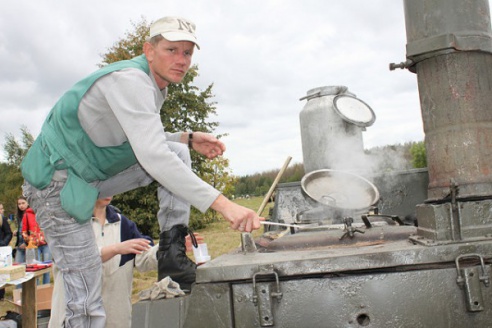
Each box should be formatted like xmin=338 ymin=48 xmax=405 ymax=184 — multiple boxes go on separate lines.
xmin=21 ymin=16 xmax=263 ymax=327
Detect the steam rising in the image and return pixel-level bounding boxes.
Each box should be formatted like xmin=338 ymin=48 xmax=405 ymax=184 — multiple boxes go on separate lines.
xmin=302 ymin=169 xmax=379 ymax=210
xmin=300 ymin=87 xmax=415 ymax=215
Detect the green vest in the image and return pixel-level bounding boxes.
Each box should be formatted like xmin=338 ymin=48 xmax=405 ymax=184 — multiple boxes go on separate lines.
xmin=21 ymin=55 xmax=150 ymax=223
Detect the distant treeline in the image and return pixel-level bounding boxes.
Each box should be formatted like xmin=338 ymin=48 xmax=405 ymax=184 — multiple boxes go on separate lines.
xmin=234 ymin=162 xmax=305 ymax=198
xmin=233 ymin=141 xmax=426 ymax=198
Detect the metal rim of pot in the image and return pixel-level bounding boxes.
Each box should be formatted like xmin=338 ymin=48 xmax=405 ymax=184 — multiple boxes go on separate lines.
xmin=300 ymin=169 xmax=380 ymax=212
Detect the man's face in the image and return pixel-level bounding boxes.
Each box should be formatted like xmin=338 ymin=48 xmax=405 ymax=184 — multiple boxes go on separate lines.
xmin=144 ymin=38 xmax=195 ymax=89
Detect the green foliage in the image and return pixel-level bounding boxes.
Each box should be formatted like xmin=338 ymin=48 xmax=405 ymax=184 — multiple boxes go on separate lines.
xmin=99 ymin=17 xmax=150 ymax=65
xmin=200 ymin=157 xmax=236 ymax=198
xmin=188 ymin=208 xmax=208 ymax=231
xmin=234 ymin=162 xmax=304 ymax=197
xmin=284 ymin=163 xmax=305 ymax=183
xmin=111 ymin=183 xmax=160 ymax=239
xmin=187 ymin=157 xmax=237 ymax=230
xmin=0 ymin=163 xmax=23 ymax=216
xmin=0 ymin=125 xmax=33 ymax=216
xmin=410 ymin=141 xmax=427 ymax=168
xmin=4 ymin=125 xmax=34 ymax=168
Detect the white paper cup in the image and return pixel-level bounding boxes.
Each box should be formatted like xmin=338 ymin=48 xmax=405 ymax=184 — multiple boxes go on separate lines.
xmin=193 ymin=243 xmax=211 ymax=264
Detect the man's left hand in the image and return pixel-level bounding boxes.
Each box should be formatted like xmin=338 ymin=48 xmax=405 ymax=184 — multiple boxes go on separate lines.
xmin=190 ymin=132 xmax=226 ymax=159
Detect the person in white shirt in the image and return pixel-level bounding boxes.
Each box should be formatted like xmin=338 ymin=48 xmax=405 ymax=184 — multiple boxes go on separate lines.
xmin=49 ymin=197 xmax=156 ymax=328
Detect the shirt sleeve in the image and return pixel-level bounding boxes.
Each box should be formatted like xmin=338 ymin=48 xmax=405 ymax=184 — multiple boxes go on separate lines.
xmin=103 ymin=69 xmax=220 ymax=213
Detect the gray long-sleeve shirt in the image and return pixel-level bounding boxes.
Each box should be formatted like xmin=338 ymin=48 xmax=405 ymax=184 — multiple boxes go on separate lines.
xmin=78 ymin=68 xmax=220 ymax=212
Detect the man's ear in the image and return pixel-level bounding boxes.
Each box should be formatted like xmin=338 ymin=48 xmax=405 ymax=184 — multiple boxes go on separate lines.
xmin=143 ymin=42 xmax=153 ymax=62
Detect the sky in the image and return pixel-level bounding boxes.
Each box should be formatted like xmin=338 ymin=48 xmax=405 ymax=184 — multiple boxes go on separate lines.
xmin=1 ymin=0 xmax=487 ymax=176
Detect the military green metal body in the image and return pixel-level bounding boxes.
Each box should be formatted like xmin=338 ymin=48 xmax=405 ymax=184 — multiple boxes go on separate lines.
xmin=133 ymin=221 xmax=492 ymax=327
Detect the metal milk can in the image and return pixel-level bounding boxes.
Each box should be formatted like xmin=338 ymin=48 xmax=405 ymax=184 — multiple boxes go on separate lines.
xmin=299 ymin=85 xmax=375 ymax=174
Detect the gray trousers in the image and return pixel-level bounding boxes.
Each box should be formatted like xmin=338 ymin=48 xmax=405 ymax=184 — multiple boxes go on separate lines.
xmin=23 ymin=142 xmax=190 ymax=328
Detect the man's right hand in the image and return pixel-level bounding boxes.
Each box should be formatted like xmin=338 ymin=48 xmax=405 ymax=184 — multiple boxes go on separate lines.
xmin=211 ymin=195 xmax=265 ymax=232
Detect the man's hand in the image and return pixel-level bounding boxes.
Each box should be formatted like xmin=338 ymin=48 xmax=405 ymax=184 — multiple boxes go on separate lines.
xmin=187 ymin=132 xmax=226 ymax=159
xmin=211 ymin=195 xmax=265 ymax=232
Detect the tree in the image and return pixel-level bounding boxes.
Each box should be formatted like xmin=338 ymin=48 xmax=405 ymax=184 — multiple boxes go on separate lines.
xmin=192 ymin=157 xmax=237 ymax=226
xmin=4 ymin=125 xmax=34 ymax=168
xmin=410 ymin=141 xmax=427 ymax=168
xmin=101 ymin=18 xmax=232 ymax=236
xmin=100 ymin=17 xmax=150 ymax=65
xmin=0 ymin=162 xmax=23 ymax=216
xmin=201 ymin=157 xmax=236 ymax=198
xmin=1 ymin=126 xmax=34 ymax=215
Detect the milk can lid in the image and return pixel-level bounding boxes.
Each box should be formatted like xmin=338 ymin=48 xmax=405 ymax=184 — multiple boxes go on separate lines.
xmin=333 ymin=94 xmax=376 ymax=127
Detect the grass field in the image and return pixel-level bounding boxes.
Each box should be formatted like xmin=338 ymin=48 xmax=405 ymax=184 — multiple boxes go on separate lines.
xmin=0 ymin=196 xmax=271 ymax=313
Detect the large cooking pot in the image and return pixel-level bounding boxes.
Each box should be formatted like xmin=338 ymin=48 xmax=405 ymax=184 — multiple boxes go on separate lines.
xmin=301 ymin=169 xmax=380 ymax=213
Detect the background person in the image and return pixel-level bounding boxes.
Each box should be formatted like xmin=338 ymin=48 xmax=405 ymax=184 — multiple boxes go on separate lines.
xmin=0 ymin=203 xmax=13 ymax=300
xmin=49 ymin=196 xmax=156 ymax=328
xmin=21 ymin=200 xmax=52 ymax=284
xmin=13 ymin=197 xmax=28 ymax=264
xmin=0 ymin=203 xmax=13 ymax=249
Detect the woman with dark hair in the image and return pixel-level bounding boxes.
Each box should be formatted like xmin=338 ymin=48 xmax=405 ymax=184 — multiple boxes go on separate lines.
xmin=21 ymin=198 xmax=51 ymax=284
xmin=14 ymin=196 xmax=28 ymax=264
xmin=0 ymin=202 xmax=13 ymax=299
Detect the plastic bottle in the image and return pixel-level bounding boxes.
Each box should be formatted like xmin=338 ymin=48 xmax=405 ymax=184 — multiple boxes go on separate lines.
xmin=25 ymin=238 xmax=38 ymax=265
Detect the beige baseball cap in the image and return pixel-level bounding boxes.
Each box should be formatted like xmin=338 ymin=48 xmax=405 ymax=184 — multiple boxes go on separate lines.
xmin=149 ymin=16 xmax=200 ymax=49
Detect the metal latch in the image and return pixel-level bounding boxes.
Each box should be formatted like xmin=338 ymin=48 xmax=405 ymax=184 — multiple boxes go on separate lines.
xmin=252 ymin=269 xmax=283 ymax=327
xmin=455 ymin=253 xmax=490 ymax=312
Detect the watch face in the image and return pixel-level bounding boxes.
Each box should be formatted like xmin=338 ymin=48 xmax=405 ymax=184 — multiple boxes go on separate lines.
xmin=333 ymin=95 xmax=376 ymax=127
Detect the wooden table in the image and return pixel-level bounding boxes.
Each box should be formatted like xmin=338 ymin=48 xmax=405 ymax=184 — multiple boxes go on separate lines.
xmin=21 ymin=267 xmax=52 ymax=328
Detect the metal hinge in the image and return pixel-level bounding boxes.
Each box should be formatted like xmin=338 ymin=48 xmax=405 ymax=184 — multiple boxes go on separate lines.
xmin=252 ymin=268 xmax=283 ymax=327
xmin=455 ymin=253 xmax=490 ymax=312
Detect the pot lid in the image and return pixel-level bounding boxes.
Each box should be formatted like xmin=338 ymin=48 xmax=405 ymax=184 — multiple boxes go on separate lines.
xmin=301 ymin=169 xmax=380 ymax=211
xmin=333 ymin=94 xmax=376 ymax=127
